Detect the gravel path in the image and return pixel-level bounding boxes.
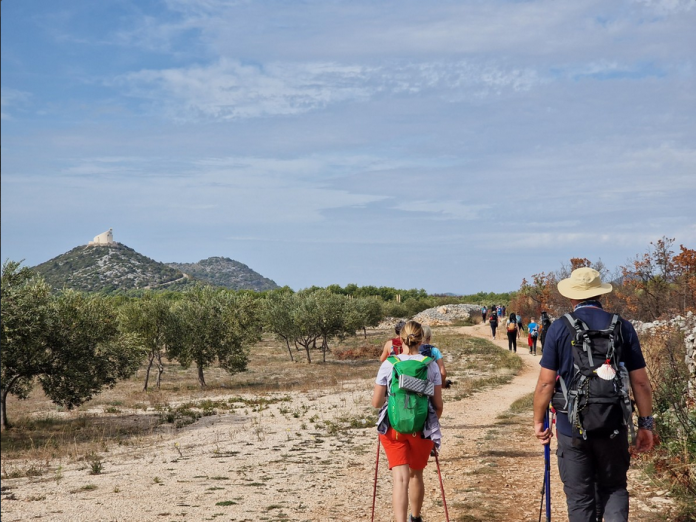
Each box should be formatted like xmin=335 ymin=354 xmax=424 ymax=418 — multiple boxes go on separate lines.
xmin=1 ymin=324 xmax=668 ymax=521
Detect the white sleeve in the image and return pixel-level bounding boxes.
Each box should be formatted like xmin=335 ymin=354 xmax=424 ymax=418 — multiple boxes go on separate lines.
xmin=375 ymin=361 xmax=393 ymax=386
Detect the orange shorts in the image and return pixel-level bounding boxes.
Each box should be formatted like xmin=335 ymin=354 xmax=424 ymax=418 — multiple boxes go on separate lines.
xmin=380 ymin=427 xmax=434 ymax=470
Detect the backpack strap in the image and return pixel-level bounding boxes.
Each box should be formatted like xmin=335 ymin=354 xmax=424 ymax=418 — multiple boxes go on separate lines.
xmin=561 ymin=312 xmax=595 ymax=367
xmin=606 ymin=314 xmax=622 ymax=364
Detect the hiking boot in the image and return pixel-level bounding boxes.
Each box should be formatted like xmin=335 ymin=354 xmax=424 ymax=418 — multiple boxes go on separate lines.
xmin=409 ymin=515 xmax=423 ymax=522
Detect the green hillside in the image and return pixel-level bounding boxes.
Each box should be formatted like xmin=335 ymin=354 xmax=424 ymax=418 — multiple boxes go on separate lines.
xmin=166 ymin=257 xmax=279 ymax=291
xmin=34 ymin=244 xmax=193 ymax=293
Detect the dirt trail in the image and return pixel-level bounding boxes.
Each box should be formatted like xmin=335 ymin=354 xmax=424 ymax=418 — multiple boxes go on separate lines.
xmin=354 ymin=322 xmax=569 ymax=521
xmin=1 ymin=324 xmax=666 ymax=521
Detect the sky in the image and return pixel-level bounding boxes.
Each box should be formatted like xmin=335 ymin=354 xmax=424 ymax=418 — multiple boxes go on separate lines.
xmin=2 ymin=0 xmax=695 ymax=294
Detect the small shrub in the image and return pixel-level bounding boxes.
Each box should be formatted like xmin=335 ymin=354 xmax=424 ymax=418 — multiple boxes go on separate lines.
xmin=333 ymin=344 xmax=382 ymax=360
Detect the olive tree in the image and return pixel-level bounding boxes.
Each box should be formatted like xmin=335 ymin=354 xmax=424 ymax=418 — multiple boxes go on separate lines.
xmin=345 ymin=297 xmax=384 ymax=338
xmin=313 ymin=290 xmax=348 ymax=362
xmin=1 ymin=261 xmax=51 ymax=429
xmin=1 ymin=261 xmax=143 ymax=429
xmin=40 ymin=290 xmax=144 ymax=410
xmin=119 ymin=292 xmax=179 ymax=391
xmin=291 ymin=292 xmax=323 ymax=363
xmin=262 ymin=291 xmax=299 ymax=362
xmin=169 ymin=287 xmax=262 ymax=388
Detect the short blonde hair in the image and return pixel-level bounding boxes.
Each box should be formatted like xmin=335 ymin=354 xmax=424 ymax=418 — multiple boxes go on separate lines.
xmin=421 ymin=324 xmax=432 ymax=341
xmin=400 ymin=320 xmax=424 ymax=348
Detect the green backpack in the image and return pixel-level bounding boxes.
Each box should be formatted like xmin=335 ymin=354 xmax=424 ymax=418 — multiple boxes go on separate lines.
xmin=386 ymin=355 xmax=435 ymax=434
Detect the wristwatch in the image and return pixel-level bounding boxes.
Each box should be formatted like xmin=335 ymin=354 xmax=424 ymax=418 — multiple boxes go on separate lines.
xmin=638 ymin=416 xmax=654 ymax=431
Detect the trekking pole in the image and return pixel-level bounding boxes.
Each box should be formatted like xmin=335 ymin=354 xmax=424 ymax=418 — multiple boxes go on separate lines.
xmin=434 ymin=452 xmax=450 ymax=522
xmin=544 ymin=405 xmax=552 ymax=522
xmin=371 ymin=437 xmax=380 ymax=522
xmin=538 ymin=404 xmax=552 ymax=522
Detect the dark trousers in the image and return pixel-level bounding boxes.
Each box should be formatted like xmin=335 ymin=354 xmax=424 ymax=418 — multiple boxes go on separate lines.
xmin=530 ymin=336 xmax=538 ymax=353
xmin=556 ymin=430 xmax=630 ymax=522
xmin=507 ymin=332 xmax=516 ymax=352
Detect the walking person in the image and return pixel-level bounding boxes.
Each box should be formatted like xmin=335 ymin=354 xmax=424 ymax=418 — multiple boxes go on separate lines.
xmin=506 ymin=312 xmax=518 ymax=352
xmin=372 ymin=320 xmax=443 ymax=522
xmin=489 ymin=311 xmax=499 ymax=340
xmin=420 ymin=325 xmax=448 ymax=385
xmin=380 ymin=320 xmax=407 ymax=362
xmin=540 ymin=311 xmax=552 ymax=354
xmin=528 ymin=317 xmax=539 ymax=355
xmin=481 ymin=305 xmax=487 ymax=323
xmin=516 ymin=313 xmax=523 ymax=339
xmin=533 ymin=268 xmax=654 ymax=522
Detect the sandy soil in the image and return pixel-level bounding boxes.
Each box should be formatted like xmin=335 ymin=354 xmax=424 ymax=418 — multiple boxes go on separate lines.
xmin=1 ymin=324 xmax=673 ymax=521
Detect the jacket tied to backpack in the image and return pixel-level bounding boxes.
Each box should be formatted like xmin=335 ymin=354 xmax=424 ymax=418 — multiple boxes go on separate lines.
xmin=551 ymin=313 xmax=634 ymax=441
xmin=376 ymin=355 xmax=442 ymax=449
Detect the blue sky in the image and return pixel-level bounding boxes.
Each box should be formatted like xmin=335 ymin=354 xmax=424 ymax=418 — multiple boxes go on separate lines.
xmin=2 ymin=0 xmax=695 ymax=294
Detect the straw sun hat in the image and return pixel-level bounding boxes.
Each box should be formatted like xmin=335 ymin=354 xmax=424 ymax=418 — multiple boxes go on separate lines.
xmin=557 ymin=267 xmax=613 ymax=300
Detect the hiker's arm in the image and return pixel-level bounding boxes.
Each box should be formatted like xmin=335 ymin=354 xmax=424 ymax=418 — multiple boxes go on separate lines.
xmin=436 ymin=359 xmax=446 ymax=383
xmin=371 ymin=384 xmax=387 ymax=408
xmin=432 ymin=386 xmax=443 ymax=419
xmin=379 ymin=341 xmax=391 ymax=363
xmin=533 ymin=368 xmax=557 ymax=445
xmin=630 ymin=367 xmax=654 ymax=452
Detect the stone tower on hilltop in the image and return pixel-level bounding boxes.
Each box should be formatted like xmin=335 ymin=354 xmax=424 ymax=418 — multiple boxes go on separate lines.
xmin=88 ymin=228 xmax=115 ymax=246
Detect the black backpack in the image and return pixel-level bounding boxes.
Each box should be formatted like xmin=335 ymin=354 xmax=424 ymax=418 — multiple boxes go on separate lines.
xmin=551 ymin=313 xmax=634 ymax=440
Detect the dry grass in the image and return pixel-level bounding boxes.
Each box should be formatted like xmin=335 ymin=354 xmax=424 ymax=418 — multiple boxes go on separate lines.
xmin=1 ymin=328 xmax=521 ymax=470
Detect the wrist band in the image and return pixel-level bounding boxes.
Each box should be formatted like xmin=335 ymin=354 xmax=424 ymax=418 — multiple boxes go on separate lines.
xmin=638 ymin=416 xmax=654 ymax=431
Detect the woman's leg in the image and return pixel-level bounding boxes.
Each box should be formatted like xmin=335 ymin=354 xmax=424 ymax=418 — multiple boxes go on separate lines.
xmin=512 ymin=333 xmax=517 ymax=352
xmin=391 ymin=464 xmax=410 ymax=522
xmin=409 ymin=468 xmax=425 ymax=518
xmin=507 ymin=333 xmax=513 ymax=351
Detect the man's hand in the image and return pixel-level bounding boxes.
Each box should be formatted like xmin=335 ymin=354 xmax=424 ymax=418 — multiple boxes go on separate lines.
xmin=634 ymin=428 xmax=654 ymax=453
xmin=534 ymin=421 xmax=553 ymax=445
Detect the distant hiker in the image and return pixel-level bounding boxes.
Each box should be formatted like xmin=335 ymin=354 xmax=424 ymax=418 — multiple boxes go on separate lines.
xmin=420 ymin=325 xmax=448 ymax=386
xmin=533 ymin=267 xmax=654 ymax=522
xmin=372 ymin=320 xmax=443 ymax=522
xmin=380 ymin=320 xmax=407 ymax=362
xmin=506 ymin=312 xmax=518 ymax=352
xmin=540 ymin=311 xmax=552 ymax=353
xmin=528 ymin=318 xmax=539 ymax=356
xmin=489 ymin=311 xmax=499 ymax=339
xmin=516 ymin=313 xmax=523 ymax=338
xmin=497 ymin=306 xmax=504 ymax=320
xmin=501 ymin=305 xmax=506 ymax=317
xmin=481 ymin=305 xmax=487 ymax=323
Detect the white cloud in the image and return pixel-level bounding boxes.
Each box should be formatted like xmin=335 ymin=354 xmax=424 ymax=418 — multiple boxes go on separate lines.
xmin=118 ymin=59 xmax=541 ymax=121
xmin=0 ymin=88 xmax=30 ymax=120
xmin=631 ymin=0 xmax=696 ymax=15
xmin=392 ymin=200 xmax=488 ymax=220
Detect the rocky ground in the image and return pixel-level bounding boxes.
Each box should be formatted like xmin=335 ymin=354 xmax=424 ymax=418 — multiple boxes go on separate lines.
xmin=1 ymin=324 xmax=675 ymax=521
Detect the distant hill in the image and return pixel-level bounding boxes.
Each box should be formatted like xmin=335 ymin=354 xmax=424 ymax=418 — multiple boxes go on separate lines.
xmin=33 ymin=243 xmax=194 ymax=293
xmin=167 ymin=257 xmax=279 ymax=292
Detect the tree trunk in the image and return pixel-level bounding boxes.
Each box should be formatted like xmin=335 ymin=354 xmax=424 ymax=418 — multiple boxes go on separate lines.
xmin=285 ymin=339 xmax=294 ymax=362
xmin=322 ymin=336 xmax=328 ymax=363
xmin=197 ymin=364 xmax=207 ymax=388
xmin=303 ymin=343 xmax=312 ymax=363
xmin=363 ymin=327 xmax=367 ymax=339
xmin=1 ymin=376 xmax=21 ymax=430
xmin=155 ymin=352 xmax=164 ymax=390
xmin=1 ymin=388 xmax=9 ymax=430
xmin=143 ymin=353 xmax=155 ymax=392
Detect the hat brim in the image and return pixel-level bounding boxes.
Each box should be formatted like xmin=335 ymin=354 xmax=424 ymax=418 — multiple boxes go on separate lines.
xmin=557 ymin=279 xmax=613 ymax=300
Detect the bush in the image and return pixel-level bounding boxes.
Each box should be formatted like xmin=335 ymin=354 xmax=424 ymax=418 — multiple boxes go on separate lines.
xmin=640 ymin=328 xmax=696 ymax=515
xmin=333 ymin=344 xmax=382 ymax=360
